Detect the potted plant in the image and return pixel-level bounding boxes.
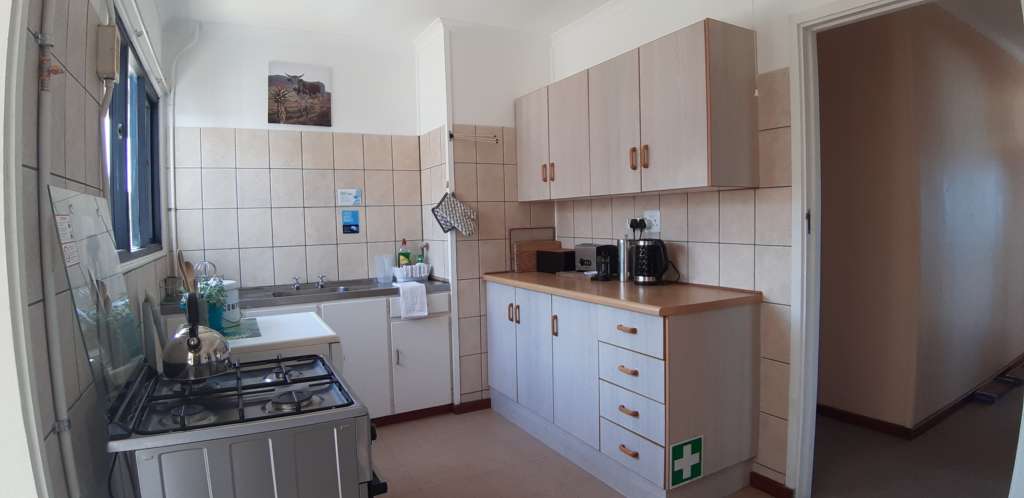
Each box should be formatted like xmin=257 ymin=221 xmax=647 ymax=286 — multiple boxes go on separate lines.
xmin=181 ymin=277 xmax=228 ymax=332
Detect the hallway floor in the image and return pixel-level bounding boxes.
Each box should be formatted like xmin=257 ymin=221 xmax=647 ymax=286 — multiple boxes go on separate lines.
xmin=373 ymin=409 xmax=771 ymax=498
xmin=813 ymin=370 xmax=1023 ymax=497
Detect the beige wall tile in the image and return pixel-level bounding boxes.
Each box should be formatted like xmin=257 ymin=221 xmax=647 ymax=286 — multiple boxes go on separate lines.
xmin=720 ymin=244 xmax=754 ymax=290
xmin=240 ymin=248 xmax=275 ymax=286
xmin=688 ymin=242 xmax=719 ymax=285
xmin=364 ymin=170 xmax=395 ymax=206
xmin=306 ymin=244 xmax=339 ymax=281
xmin=337 ymin=207 xmax=367 ymax=244
xmin=66 ymin=0 xmax=87 ymax=78
xmin=458 ymin=278 xmax=481 ymax=317
xmin=635 ymin=194 xmax=660 ymax=216
xmin=269 ymin=169 xmax=303 ymax=207
xmin=392 ymin=135 xmax=420 ymax=171
xmin=758 ymin=68 xmax=791 ymax=131
xmin=237 ymin=208 xmax=272 ymax=248
xmin=756 ymin=187 xmax=792 ymax=246
xmin=611 ymin=197 xmax=635 ymax=237
xmin=590 ymin=199 xmax=613 ymax=239
xmin=204 ymin=249 xmax=240 ymax=282
xmin=269 ymin=130 xmax=302 ymax=168
xmin=476 ymin=126 xmax=503 ymax=164
xmin=333 ymin=133 xmax=364 ymax=169
xmin=459 ymin=317 xmax=482 ymax=356
xmin=503 ymin=165 xmax=518 ymax=200
xmin=760 ymin=359 xmax=790 ymax=419
xmin=236 ymin=129 xmax=269 ymax=168
xmin=393 ymin=171 xmax=421 ymax=206
xmin=203 ymin=209 xmax=239 ymax=249
xmin=367 ymin=242 xmax=397 ymax=278
xmin=660 ymin=194 xmax=687 ymax=242
xmin=688 ymin=191 xmax=719 ymax=243
xmin=395 ymin=206 xmax=423 ymax=241
xmin=477 ymin=202 xmax=506 ymax=240
xmin=453 ymin=163 xmax=478 ymax=202
xmin=64 ymin=82 xmax=85 ymax=182
xmin=176 ymin=210 xmax=204 ymax=250
xmin=302 ymin=170 xmax=336 ymax=207
xmin=505 ymin=203 xmax=531 ymax=232
xmin=555 ymin=201 xmax=574 ymax=237
xmin=761 ymin=303 xmax=791 ymax=363
xmin=338 ymin=243 xmax=369 ymax=279
xmin=366 ymin=206 xmax=396 ymax=242
xmin=236 ymin=169 xmax=271 ymax=208
xmin=477 ymin=164 xmax=505 ymax=202
xmin=758 ymin=127 xmax=791 ymax=187
xmin=460 ymin=354 xmax=483 ymax=393
xmin=667 ymin=242 xmax=688 ymax=281
xmin=457 ymin=241 xmax=480 ymax=279
xmin=502 ymin=127 xmax=516 ymax=164
xmin=301 ymin=132 xmax=334 ymax=169
xmin=572 ymin=200 xmax=593 ymax=238
xmin=335 ymin=170 xmax=365 ymax=201
xmin=201 ymin=128 xmax=236 ymax=168
xmin=720 ymin=190 xmax=755 ymax=244
xmin=48 ymin=72 xmax=66 ymax=178
xmin=478 ymin=240 xmax=508 ymax=274
xmin=755 ymin=245 xmax=791 ymax=305
xmin=175 ymin=169 xmax=203 ymax=209
xmin=429 ymin=165 xmax=447 ymax=204
xmin=453 ymin=124 xmax=476 ymax=163
xmin=304 ymin=207 xmax=337 ymax=245
xmin=756 ymin=413 xmax=788 ymax=473
xmin=531 ymin=202 xmax=555 ymax=227
xmin=202 ymin=169 xmax=237 ymax=209
xmin=273 ymin=246 xmax=307 ymax=284
xmin=271 ymin=208 xmax=305 ymax=246
xmin=420 ymin=170 xmax=432 ymax=203
xmin=363 ymin=134 xmax=393 ymax=170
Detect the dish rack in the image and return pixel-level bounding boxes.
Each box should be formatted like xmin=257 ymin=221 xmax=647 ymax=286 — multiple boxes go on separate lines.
xmin=393 ymin=263 xmax=431 ymax=283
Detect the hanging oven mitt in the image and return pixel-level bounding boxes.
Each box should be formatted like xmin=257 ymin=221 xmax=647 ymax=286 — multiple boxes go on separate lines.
xmin=432 ymin=192 xmax=477 ymax=237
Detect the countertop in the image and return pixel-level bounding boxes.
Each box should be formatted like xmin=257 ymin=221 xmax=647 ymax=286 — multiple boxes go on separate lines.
xmin=481 ymin=272 xmax=761 ymax=316
xmin=228 ymin=312 xmax=338 ymax=354
xmin=161 ymin=278 xmax=450 ymax=315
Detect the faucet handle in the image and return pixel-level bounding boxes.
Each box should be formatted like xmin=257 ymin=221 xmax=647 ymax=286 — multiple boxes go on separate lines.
xmin=292 ymin=276 xmax=302 ymax=289
xmin=318 ymin=273 xmax=327 ymax=281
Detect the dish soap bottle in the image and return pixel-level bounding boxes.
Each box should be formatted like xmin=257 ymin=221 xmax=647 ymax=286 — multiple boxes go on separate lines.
xmin=398 ymin=238 xmax=412 ymax=267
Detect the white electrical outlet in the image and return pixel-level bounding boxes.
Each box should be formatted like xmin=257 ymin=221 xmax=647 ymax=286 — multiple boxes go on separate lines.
xmin=643 ymin=210 xmax=661 ymax=233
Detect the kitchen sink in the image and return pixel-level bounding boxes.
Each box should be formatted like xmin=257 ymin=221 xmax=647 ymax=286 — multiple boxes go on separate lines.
xmin=271 ymin=286 xmax=348 ymax=298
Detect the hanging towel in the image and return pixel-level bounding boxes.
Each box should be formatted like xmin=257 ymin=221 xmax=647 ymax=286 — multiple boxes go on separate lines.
xmin=432 ymin=192 xmax=477 ymax=236
xmin=397 ymin=281 xmax=429 ymax=319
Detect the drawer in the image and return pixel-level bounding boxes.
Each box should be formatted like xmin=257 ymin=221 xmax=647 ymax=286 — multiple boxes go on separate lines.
xmin=600 ymin=381 xmax=665 ymax=445
xmin=600 ymin=418 xmax=664 ymax=487
xmin=596 ymin=305 xmax=664 ymax=358
xmin=598 ymin=342 xmax=665 ymax=403
xmin=388 ymin=292 xmax=450 ymax=318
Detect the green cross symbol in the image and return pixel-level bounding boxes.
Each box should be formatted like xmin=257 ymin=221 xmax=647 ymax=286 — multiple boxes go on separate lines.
xmin=670 ymin=436 xmax=703 ymax=488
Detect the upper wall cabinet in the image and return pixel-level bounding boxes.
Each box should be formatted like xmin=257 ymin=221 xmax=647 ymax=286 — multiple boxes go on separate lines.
xmin=516 ymin=18 xmax=756 ymax=202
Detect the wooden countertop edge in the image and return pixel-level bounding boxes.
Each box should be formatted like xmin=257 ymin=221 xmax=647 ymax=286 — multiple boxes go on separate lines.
xmin=480 ymin=273 xmax=762 ymax=316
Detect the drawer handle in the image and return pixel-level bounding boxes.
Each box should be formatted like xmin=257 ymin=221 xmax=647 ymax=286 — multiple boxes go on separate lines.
xmin=618 ymin=444 xmax=639 ymax=459
xmin=507 ymin=303 xmax=514 ymax=322
xmin=629 ymin=146 xmax=638 ymax=170
xmin=616 ymin=324 xmax=638 ymax=335
xmin=618 ymin=404 xmax=639 ymax=418
xmin=617 ymin=365 xmax=639 ymax=377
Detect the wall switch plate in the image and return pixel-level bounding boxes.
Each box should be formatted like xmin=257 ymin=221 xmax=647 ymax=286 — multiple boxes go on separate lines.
xmin=643 ymin=210 xmax=661 ymax=233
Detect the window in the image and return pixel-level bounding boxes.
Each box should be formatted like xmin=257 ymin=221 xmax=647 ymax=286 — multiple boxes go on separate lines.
xmin=107 ymin=18 xmax=161 ymax=261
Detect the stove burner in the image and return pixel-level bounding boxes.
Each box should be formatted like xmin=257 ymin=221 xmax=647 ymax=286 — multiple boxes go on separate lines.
xmin=265 ymin=390 xmax=320 ymax=414
xmin=262 ymin=368 xmax=301 ymax=383
xmin=163 ymin=403 xmax=217 ymax=427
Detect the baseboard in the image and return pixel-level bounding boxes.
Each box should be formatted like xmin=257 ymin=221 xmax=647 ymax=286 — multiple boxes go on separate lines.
xmin=372 ymin=398 xmax=492 ymax=426
xmin=816 ymin=405 xmax=914 ymax=439
xmin=749 ymin=472 xmax=794 ymax=498
xmin=452 ymin=398 xmax=491 ymax=414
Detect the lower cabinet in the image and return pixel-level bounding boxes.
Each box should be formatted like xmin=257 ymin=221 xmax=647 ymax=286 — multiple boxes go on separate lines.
xmin=552 ymin=296 xmax=599 ymax=449
xmin=486 ymin=282 xmax=518 ymax=400
xmin=515 ymin=288 xmax=554 ymax=422
xmin=390 ymin=315 xmax=452 ymax=413
xmin=321 ymin=298 xmax=394 ymax=418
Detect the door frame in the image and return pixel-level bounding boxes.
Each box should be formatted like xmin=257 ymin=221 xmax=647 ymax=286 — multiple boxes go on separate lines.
xmin=786 ymin=0 xmax=929 ymax=496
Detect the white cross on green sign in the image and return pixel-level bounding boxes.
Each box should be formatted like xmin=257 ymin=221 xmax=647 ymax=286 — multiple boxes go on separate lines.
xmin=670 ymin=435 xmax=703 ymax=488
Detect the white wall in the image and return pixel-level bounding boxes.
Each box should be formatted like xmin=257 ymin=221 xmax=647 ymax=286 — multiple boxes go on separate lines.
xmin=447 ymin=20 xmax=549 ymax=127
xmin=172 ymin=22 xmax=417 ymax=135
xmin=415 ymin=19 xmax=447 ymax=134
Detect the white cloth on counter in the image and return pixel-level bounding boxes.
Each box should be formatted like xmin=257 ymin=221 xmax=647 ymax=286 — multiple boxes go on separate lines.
xmin=397 ymin=281 xmax=429 ymax=319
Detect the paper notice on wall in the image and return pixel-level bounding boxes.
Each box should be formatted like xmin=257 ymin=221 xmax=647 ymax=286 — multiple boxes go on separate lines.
xmin=341 ymin=209 xmax=360 ymax=234
xmin=337 ymin=188 xmax=362 ymax=206
xmin=55 ymin=214 xmax=73 ymax=243
xmin=61 ymin=242 xmax=80 ymax=266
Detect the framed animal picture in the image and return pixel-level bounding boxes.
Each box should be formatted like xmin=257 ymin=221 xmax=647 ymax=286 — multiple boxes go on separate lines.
xmin=268 ymin=61 xmax=332 ymax=126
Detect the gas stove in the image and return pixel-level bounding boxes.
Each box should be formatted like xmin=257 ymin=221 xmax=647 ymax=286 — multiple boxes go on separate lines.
xmin=108 ymin=355 xmax=387 ymax=497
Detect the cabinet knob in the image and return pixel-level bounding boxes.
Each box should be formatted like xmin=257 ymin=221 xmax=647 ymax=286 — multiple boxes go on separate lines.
xmin=617 ymin=404 xmax=639 ymax=418
xmin=616 ymin=324 xmax=638 ymax=335
xmin=617 ymin=364 xmax=639 ymax=377
xmin=618 ymin=444 xmax=639 ymax=459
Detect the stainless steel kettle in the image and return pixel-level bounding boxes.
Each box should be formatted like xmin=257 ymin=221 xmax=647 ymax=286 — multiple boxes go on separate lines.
xmin=162 ymin=293 xmax=232 ymax=381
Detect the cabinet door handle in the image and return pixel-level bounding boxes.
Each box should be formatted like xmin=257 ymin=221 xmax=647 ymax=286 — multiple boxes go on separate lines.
xmin=618 ymin=444 xmax=639 ymax=459
xmin=549 ymin=162 xmax=555 ymax=181
xmin=514 ymin=304 xmax=520 ymax=324
xmin=395 ymin=349 xmax=401 ymax=366
xmin=617 ymin=364 xmax=639 ymax=377
xmin=551 ymin=314 xmax=558 ymax=336
xmin=507 ymin=303 xmax=514 ymax=322
xmin=541 ymin=163 xmax=548 ymax=182
xmin=616 ymin=324 xmax=638 ymax=335
xmin=618 ymin=404 xmax=640 ymax=418
xmin=629 ymin=146 xmax=638 ymax=170
xmin=641 ymin=144 xmax=650 ymax=169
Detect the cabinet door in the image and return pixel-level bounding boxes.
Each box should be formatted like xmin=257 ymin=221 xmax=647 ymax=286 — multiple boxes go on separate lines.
xmin=552 ymin=296 xmax=599 ymax=448
xmin=639 ymin=21 xmax=709 ymax=191
xmin=547 ymin=71 xmax=590 ymax=199
xmin=391 ymin=315 xmax=452 ymax=413
xmin=515 ymin=87 xmax=551 ymax=201
xmin=485 ymin=283 xmax=517 ymax=400
xmin=589 ymin=49 xmax=642 ymax=196
xmin=320 ymin=298 xmax=393 ymax=418
xmin=515 ymin=288 xmax=553 ymax=421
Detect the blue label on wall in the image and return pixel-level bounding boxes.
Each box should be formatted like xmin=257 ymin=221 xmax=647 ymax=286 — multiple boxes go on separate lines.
xmin=341 ymin=209 xmax=360 ymax=234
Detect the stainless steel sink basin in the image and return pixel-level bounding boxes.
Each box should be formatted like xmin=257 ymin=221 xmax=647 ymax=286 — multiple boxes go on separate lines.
xmin=271 ymin=286 xmax=347 ymax=298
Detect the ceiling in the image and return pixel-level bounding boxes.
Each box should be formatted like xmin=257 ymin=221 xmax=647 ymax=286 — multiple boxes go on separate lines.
xmin=156 ymin=0 xmax=610 ymax=45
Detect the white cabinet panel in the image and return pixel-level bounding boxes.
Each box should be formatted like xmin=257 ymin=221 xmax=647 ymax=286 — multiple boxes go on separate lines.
xmin=515 ymin=288 xmax=553 ymax=421
xmin=391 ymin=315 xmax=452 ymax=413
xmin=600 ymin=418 xmax=665 ymax=487
xmin=600 ymin=380 xmax=665 ymax=445
xmin=552 ymin=296 xmax=599 ymax=449
xmin=320 ymin=298 xmax=393 ymax=418
xmin=242 ymin=303 xmax=320 ymax=318
xmin=547 ymin=71 xmax=590 ymax=200
xmin=515 ymin=87 xmax=551 ymax=201
xmin=598 ymin=342 xmax=665 ymax=403
xmin=589 ymin=49 xmax=642 ymax=196
xmin=595 ymin=305 xmax=665 ymax=359
xmin=486 ymin=283 xmax=517 ymax=400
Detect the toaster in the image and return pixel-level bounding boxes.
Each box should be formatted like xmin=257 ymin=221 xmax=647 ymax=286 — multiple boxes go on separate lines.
xmin=575 ymin=244 xmax=599 ymax=271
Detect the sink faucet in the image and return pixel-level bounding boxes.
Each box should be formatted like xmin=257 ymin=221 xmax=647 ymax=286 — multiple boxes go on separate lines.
xmin=316 ymin=274 xmax=328 ymax=289
xmin=292 ymin=277 xmax=302 ymax=290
